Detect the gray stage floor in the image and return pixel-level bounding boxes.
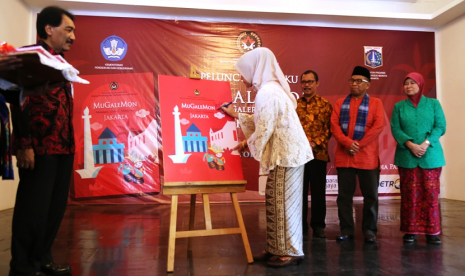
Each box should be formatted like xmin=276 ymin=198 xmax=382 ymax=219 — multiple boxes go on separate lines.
xmin=1 ymin=199 xmax=464 ymax=275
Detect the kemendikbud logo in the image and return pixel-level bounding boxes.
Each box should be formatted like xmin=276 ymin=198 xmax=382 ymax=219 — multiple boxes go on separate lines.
xmin=101 ymin=35 xmax=128 ymax=61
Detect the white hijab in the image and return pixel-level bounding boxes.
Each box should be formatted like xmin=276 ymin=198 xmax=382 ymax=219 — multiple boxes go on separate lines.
xmin=234 ymin=47 xmax=297 ymax=108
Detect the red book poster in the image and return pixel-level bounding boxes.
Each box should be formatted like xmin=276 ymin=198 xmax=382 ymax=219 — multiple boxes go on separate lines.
xmin=159 ymin=75 xmax=244 ymax=183
xmin=72 ymin=72 xmax=160 ymax=198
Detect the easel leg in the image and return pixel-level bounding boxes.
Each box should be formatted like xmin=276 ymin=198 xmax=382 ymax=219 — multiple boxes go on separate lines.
xmin=202 ymin=194 xmax=212 ymax=230
xmin=167 ymin=195 xmax=178 ymax=272
xmin=188 ymin=194 xmax=196 ymax=251
xmin=230 ymin=192 xmax=253 ymax=263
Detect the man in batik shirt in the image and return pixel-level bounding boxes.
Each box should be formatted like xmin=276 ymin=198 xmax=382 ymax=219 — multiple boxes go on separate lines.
xmin=296 ymin=70 xmax=332 ymax=239
xmin=9 ymin=6 xmax=76 ymax=276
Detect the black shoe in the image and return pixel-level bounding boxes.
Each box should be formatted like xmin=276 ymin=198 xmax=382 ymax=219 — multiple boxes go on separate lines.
xmin=312 ymin=228 xmax=326 ymax=239
xmin=426 ymin=235 xmax=441 ymax=244
xmin=403 ymin=234 xmax=417 ymax=242
xmin=336 ymin=234 xmax=354 ymax=241
xmin=364 ymin=235 xmax=376 ymax=243
xmin=31 ymin=272 xmax=48 ymax=276
xmin=41 ymin=262 xmax=72 ymax=275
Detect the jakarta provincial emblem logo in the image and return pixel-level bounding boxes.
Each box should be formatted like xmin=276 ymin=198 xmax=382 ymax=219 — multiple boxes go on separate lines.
xmin=236 ymin=31 xmax=262 ymax=53
xmin=101 ymin=35 xmax=128 ymax=61
xmin=364 ymin=46 xmax=383 ymax=68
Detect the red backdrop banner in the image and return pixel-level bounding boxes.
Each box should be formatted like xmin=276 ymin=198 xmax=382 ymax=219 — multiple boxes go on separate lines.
xmin=65 ymin=16 xmax=436 ymax=204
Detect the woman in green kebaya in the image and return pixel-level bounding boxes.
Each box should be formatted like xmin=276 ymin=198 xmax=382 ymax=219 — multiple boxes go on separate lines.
xmin=390 ymin=72 xmax=446 ymax=244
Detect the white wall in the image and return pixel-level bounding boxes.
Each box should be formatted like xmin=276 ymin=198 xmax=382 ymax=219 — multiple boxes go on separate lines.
xmin=436 ymin=13 xmax=465 ymax=201
xmin=45 ymin=0 xmax=457 ymax=17
xmin=0 ymin=0 xmax=33 ymax=210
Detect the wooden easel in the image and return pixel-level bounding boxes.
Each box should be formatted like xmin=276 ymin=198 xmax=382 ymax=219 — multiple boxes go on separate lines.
xmin=163 ymin=181 xmax=253 ymax=272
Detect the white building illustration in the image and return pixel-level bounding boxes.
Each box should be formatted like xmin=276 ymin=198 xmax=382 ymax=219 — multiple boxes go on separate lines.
xmin=209 ymin=121 xmax=239 ymax=155
xmin=127 ymin=119 xmax=159 ymax=162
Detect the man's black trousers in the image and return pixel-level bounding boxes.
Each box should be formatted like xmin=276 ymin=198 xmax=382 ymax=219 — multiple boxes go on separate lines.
xmin=336 ymin=167 xmax=380 ymax=236
xmin=10 ymin=154 xmax=74 ymax=275
xmin=302 ymin=159 xmax=328 ymax=231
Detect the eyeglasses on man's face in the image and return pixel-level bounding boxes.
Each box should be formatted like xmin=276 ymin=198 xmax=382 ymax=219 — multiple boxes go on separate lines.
xmin=348 ymin=78 xmax=369 ymax=84
xmin=301 ymin=80 xmax=316 ymax=85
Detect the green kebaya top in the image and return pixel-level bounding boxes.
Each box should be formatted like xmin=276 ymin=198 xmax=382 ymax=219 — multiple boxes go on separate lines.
xmin=390 ymin=96 xmax=446 ymax=169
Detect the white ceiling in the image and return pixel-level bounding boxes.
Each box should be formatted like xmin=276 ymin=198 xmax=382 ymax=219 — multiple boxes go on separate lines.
xmin=22 ymin=0 xmax=465 ymax=31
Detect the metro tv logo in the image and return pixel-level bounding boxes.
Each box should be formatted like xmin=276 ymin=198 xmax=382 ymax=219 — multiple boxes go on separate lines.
xmin=379 ymin=179 xmax=401 ymax=189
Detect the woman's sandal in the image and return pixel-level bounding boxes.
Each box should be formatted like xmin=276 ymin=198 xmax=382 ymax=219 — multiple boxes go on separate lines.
xmin=253 ymin=250 xmax=274 ymax=262
xmin=266 ymin=256 xmax=303 ymax=268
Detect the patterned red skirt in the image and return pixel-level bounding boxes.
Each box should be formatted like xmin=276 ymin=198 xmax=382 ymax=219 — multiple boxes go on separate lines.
xmin=398 ymin=167 xmax=442 ymax=235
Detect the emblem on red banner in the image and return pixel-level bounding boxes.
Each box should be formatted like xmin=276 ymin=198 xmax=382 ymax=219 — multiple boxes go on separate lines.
xmin=364 ymin=46 xmax=383 ymax=68
xmin=110 ymin=82 xmax=118 ymax=90
xmin=236 ymin=31 xmax=262 ymax=53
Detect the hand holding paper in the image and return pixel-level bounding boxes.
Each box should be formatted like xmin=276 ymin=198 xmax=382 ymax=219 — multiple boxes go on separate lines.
xmin=0 ymin=43 xmax=89 ymax=87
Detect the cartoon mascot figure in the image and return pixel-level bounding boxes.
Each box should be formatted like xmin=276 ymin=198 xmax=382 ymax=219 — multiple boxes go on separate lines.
xmin=118 ymin=153 xmax=146 ymax=184
xmin=132 ymin=159 xmax=145 ymax=184
xmin=203 ymin=147 xmax=217 ymax=169
xmin=214 ymin=150 xmax=226 ymax=171
xmin=118 ymin=156 xmax=135 ymax=183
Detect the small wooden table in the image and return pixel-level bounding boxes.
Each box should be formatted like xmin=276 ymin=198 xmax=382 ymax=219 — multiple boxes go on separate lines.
xmin=163 ymin=180 xmax=253 ymax=272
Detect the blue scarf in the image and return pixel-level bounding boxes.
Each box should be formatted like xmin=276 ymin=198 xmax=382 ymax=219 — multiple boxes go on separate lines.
xmin=339 ymin=93 xmax=369 ymax=140
xmin=0 ymin=94 xmax=13 ymax=179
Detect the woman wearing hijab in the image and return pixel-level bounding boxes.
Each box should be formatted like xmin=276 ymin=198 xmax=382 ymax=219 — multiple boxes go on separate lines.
xmin=222 ymin=47 xmax=313 ymax=267
xmin=390 ymin=72 xmax=446 ymax=244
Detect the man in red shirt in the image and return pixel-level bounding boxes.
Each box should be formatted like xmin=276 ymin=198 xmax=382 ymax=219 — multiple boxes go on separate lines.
xmin=9 ymin=6 xmax=76 ymax=276
xmin=330 ymin=66 xmax=385 ymax=243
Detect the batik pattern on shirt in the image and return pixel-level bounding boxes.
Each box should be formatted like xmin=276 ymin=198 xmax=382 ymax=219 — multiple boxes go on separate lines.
xmin=11 ymin=41 xmax=75 ymax=155
xmin=296 ymin=94 xmax=332 ymax=162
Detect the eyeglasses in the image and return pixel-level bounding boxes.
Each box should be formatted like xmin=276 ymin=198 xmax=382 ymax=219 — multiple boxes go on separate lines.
xmin=301 ymin=80 xmax=316 ymax=85
xmin=348 ymin=78 xmax=369 ymax=84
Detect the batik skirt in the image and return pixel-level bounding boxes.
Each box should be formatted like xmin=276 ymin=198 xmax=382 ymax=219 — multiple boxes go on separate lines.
xmin=399 ymin=166 xmax=442 ymax=235
xmin=265 ymin=165 xmax=304 ymax=257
